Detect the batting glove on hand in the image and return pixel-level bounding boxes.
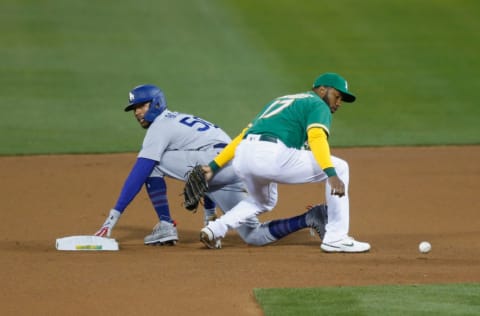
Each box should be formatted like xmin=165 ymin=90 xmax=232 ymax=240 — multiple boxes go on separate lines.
xmin=94 ymin=226 xmax=111 ymax=237
xmin=94 ymin=209 xmax=121 ymax=237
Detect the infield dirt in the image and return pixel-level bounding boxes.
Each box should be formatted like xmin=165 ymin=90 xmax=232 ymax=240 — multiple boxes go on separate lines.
xmin=1 ymin=146 xmax=479 ymax=315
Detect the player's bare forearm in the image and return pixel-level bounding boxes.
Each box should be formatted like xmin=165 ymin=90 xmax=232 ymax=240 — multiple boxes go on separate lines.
xmin=328 ymin=175 xmax=345 ymax=197
xmin=202 ymin=165 xmax=213 ymax=181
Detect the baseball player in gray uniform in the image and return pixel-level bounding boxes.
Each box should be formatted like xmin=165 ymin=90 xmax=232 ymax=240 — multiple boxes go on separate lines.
xmin=94 ymin=84 xmax=328 ymax=247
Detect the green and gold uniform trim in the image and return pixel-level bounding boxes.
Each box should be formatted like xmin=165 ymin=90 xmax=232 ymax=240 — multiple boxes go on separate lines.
xmin=308 ymin=122 xmax=330 ymax=136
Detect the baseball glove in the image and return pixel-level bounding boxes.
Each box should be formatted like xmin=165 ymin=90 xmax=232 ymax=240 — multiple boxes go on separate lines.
xmin=183 ymin=165 xmax=209 ymax=211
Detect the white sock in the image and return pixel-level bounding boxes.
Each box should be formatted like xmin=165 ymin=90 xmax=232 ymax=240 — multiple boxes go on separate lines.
xmin=204 ymin=208 xmax=216 ymax=225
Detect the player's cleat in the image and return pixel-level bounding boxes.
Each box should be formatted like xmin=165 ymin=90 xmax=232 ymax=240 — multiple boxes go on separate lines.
xmin=320 ymin=236 xmax=370 ymax=253
xmin=94 ymin=226 xmax=111 ymax=238
xmin=200 ymin=227 xmax=222 ymax=249
xmin=144 ymin=221 xmax=179 ymax=246
xmin=203 ymin=214 xmax=222 ymax=248
xmin=305 ymin=204 xmax=328 ymax=240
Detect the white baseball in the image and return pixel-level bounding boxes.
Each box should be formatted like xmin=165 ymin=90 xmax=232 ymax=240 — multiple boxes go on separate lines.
xmin=419 ymin=241 xmax=431 ymax=253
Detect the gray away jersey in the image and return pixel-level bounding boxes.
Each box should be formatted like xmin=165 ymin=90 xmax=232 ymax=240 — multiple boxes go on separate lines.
xmin=138 ymin=110 xmax=231 ymax=161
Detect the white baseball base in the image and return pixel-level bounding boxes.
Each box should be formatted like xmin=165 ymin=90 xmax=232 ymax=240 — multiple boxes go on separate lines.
xmin=56 ymin=235 xmax=119 ymax=251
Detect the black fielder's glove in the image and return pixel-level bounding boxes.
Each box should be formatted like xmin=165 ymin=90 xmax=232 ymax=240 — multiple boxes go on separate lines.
xmin=183 ymin=165 xmax=209 ymax=211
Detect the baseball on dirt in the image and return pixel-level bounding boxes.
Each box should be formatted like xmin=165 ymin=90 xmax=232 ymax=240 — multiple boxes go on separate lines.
xmin=419 ymin=241 xmax=431 ymax=253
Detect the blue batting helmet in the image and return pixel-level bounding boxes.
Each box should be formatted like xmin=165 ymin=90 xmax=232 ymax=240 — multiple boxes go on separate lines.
xmin=124 ymin=84 xmax=167 ymax=122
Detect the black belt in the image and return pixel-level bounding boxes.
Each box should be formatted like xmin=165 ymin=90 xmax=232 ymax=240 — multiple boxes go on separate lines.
xmin=244 ymin=134 xmax=278 ymax=143
xmin=213 ymin=143 xmax=227 ymax=149
xmin=259 ymin=135 xmax=278 ymax=143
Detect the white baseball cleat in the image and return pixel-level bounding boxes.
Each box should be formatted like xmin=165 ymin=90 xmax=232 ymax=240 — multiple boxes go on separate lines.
xmin=321 ymin=236 xmax=370 ymax=253
xmin=200 ymin=227 xmax=222 ymax=249
xmin=201 ymin=215 xmax=222 ymax=248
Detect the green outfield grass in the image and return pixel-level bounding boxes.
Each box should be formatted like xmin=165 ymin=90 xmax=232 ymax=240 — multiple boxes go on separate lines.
xmin=1 ymin=0 xmax=479 ymax=154
xmin=254 ymin=283 xmax=480 ymax=315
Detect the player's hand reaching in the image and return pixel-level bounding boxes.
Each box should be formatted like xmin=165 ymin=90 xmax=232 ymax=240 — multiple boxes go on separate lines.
xmin=93 ymin=209 xmax=121 ymax=237
xmin=327 ymin=175 xmax=345 ymax=197
xmin=201 ymin=165 xmax=213 ymax=181
xmin=94 ymin=226 xmax=111 ymax=237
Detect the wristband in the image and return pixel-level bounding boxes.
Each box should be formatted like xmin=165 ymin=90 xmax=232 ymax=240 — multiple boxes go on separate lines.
xmin=208 ymin=160 xmax=220 ymax=174
xmin=323 ymin=167 xmax=337 ymax=177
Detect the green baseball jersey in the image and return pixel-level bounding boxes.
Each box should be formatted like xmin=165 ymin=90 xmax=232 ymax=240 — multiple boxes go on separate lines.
xmin=246 ymin=91 xmax=332 ymax=149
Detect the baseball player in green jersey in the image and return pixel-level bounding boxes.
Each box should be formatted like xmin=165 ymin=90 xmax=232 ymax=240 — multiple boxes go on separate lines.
xmin=198 ymin=72 xmax=370 ymax=253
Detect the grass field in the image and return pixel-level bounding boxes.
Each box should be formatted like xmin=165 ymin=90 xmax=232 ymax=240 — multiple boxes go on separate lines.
xmin=255 ymin=283 xmax=480 ymax=315
xmin=1 ymin=0 xmax=479 ymax=155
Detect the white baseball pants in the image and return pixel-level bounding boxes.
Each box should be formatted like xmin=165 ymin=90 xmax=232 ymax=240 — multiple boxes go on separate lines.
xmin=207 ymin=134 xmax=350 ymax=243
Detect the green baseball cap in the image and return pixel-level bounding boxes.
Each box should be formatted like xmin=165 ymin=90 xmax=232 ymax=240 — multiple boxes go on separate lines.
xmin=312 ymin=73 xmax=356 ymax=103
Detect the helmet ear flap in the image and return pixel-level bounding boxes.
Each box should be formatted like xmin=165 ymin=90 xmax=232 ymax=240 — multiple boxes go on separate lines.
xmin=144 ymin=92 xmax=167 ymax=122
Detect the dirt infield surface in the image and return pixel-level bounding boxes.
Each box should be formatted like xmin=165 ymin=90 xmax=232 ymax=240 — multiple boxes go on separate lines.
xmin=1 ymin=146 xmax=479 ymax=315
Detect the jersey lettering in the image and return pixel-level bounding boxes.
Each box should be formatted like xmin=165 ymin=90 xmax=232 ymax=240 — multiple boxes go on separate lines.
xmin=259 ymin=99 xmax=294 ymax=119
xmin=179 ymin=116 xmax=215 ymax=131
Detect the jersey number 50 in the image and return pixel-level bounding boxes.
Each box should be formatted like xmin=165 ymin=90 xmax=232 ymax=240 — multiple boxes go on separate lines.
xmin=179 ymin=116 xmax=216 ymax=131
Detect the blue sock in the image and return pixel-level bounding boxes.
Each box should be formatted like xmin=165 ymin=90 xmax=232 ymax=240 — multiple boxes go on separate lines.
xmin=203 ymin=195 xmax=216 ymax=223
xmin=268 ymin=213 xmax=308 ymax=239
xmin=203 ymin=195 xmax=216 ymax=209
xmin=146 ymin=177 xmax=173 ymax=223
